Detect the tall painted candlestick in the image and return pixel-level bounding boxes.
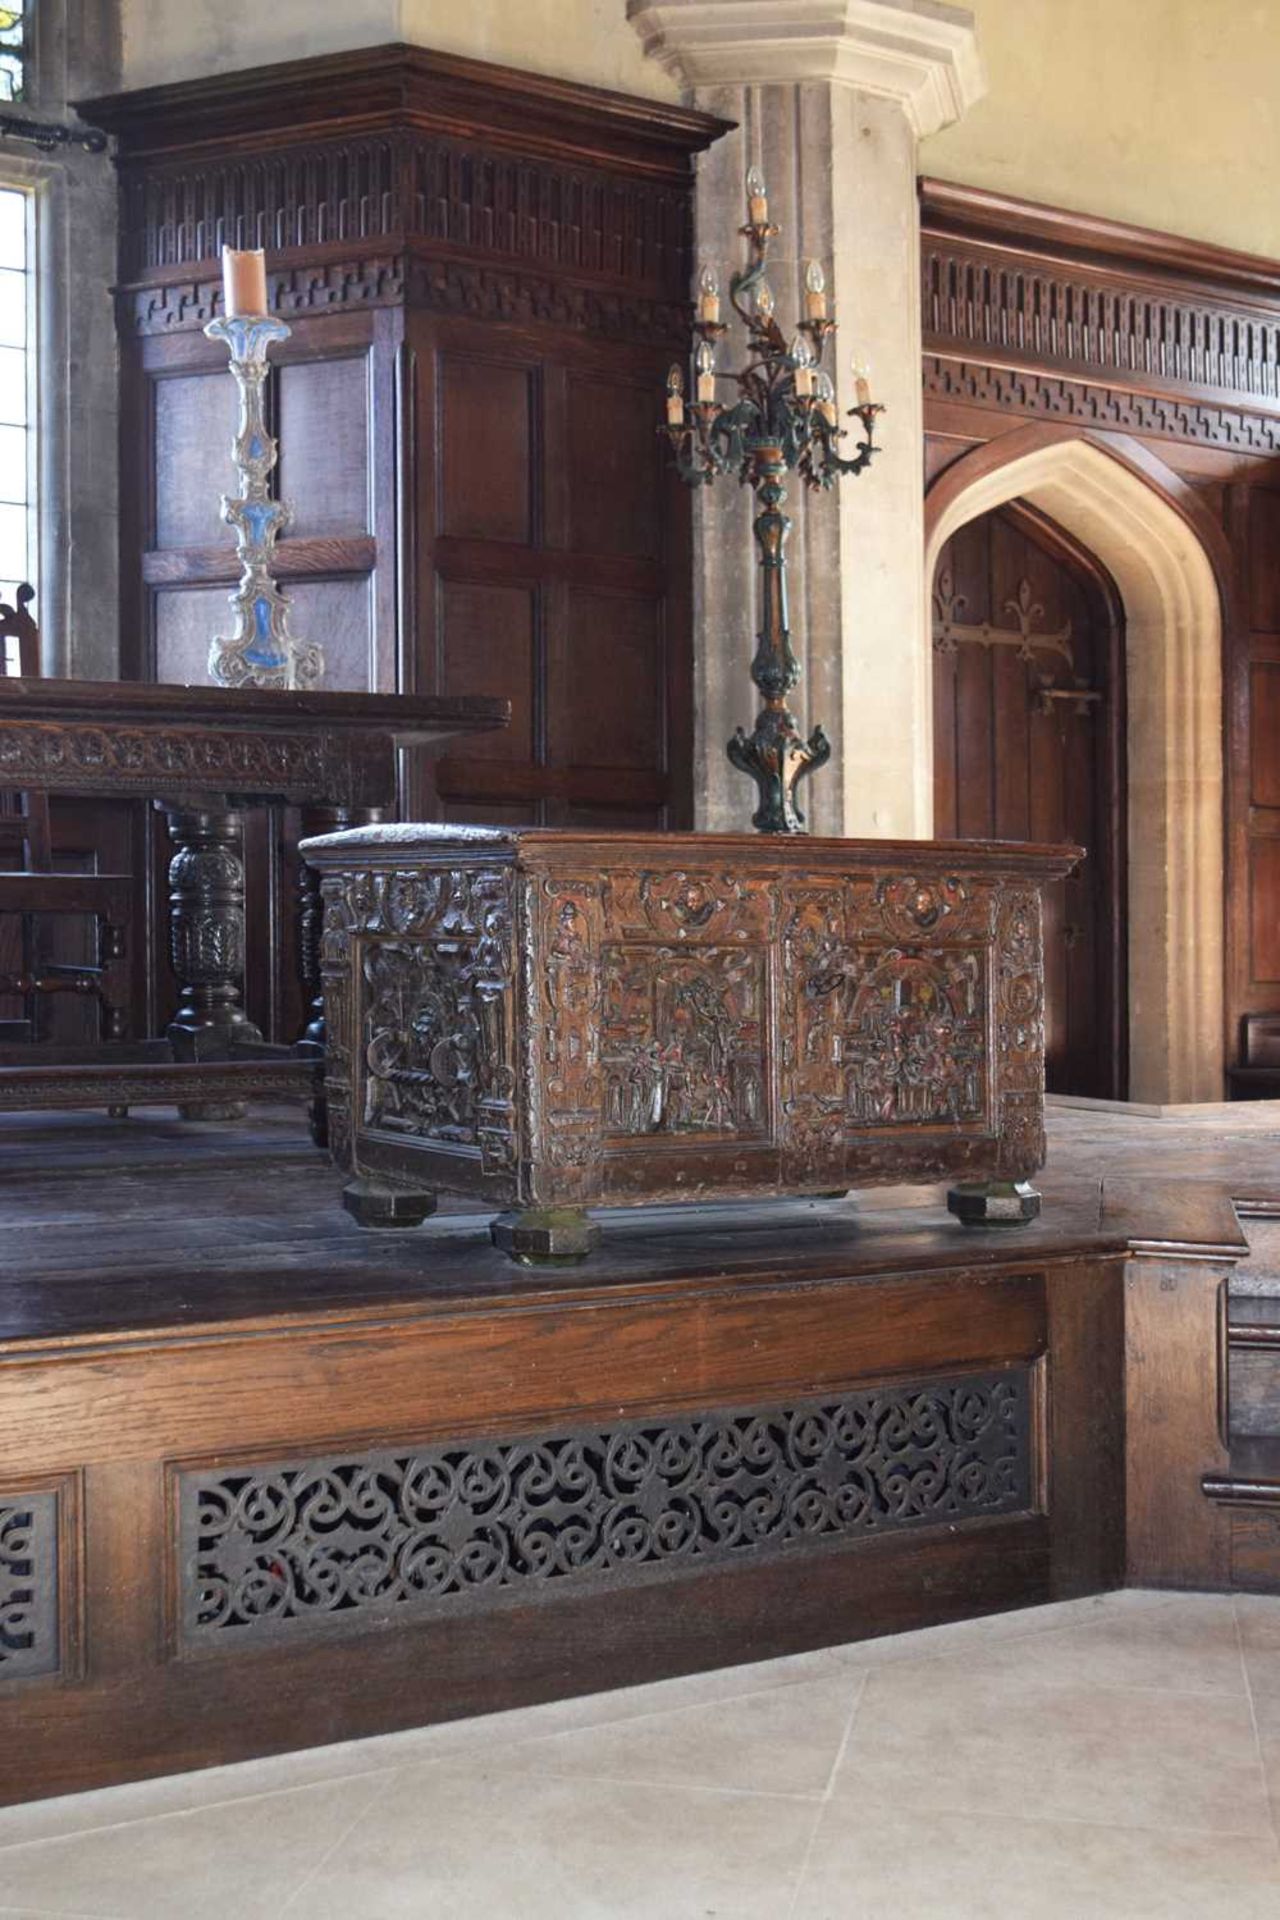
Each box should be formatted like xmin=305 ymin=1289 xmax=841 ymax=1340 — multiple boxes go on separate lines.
xmin=202 ymin=249 xmax=323 ymax=691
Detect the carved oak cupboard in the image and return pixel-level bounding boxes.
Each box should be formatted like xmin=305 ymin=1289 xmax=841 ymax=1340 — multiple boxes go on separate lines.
xmin=80 ymin=46 xmax=727 ymax=1043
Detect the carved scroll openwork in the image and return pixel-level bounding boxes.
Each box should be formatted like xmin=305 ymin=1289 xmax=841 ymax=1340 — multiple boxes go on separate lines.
xmin=177 ymin=1368 xmax=1035 ymax=1648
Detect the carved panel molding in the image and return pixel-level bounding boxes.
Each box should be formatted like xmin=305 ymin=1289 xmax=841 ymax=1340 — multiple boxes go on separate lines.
xmin=123 ymin=255 xmax=692 ymax=345
xmin=924 ymin=353 xmax=1280 ymax=454
xmin=119 ymin=133 xmax=691 ymax=291
xmin=176 ymin=1368 xmax=1035 ymax=1648
xmin=923 ymin=236 xmax=1280 ymax=408
xmin=114 ymin=122 xmax=695 ymax=344
xmin=0 ymin=719 xmax=391 ymax=808
xmin=0 ymin=1491 xmax=61 ymax=1683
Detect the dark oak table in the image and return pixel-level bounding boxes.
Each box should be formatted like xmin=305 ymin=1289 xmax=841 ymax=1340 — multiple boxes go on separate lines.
xmin=0 ymin=678 xmax=508 ymax=1116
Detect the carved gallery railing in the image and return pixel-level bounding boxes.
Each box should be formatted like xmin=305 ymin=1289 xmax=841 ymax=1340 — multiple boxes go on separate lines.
xmin=300 ymin=825 xmax=1080 ymax=1261
xmin=0 ymin=680 xmax=507 ymax=1118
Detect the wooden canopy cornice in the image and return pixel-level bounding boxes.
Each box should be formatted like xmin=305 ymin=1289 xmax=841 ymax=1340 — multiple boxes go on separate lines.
xmin=78 ymin=42 xmax=732 ymax=180
xmin=920 ymin=177 xmax=1280 ymax=309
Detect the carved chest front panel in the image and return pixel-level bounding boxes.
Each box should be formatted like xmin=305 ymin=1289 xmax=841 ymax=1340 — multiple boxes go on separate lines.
xmin=304 ymin=827 xmax=1077 ymax=1211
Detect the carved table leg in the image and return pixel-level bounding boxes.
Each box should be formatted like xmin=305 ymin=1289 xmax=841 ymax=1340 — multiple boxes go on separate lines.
xmin=297 ymin=805 xmax=384 ymax=1151
xmin=490 ymin=1208 xmax=600 ymax=1265
xmin=162 ymin=803 xmax=263 ymax=1119
xmin=947 ymin=1180 xmax=1041 ymax=1227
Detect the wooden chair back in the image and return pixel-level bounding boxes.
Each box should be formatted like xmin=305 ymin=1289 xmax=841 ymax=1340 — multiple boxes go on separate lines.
xmin=0 ymin=584 xmax=51 ymax=870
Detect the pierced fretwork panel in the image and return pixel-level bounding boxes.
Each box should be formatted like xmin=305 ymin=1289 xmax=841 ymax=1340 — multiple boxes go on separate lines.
xmin=0 ymin=1492 xmax=60 ymax=1682
xmin=177 ymin=1369 xmax=1035 ymax=1649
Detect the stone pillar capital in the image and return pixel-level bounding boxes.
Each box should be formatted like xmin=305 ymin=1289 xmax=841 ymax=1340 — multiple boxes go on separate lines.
xmin=627 ymin=0 xmax=984 ymax=136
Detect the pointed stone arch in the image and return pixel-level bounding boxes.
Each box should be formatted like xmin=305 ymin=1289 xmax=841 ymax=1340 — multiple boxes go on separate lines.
xmin=925 ymin=426 xmax=1228 ymax=1104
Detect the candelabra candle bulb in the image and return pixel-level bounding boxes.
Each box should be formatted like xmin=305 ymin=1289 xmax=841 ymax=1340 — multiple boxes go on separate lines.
xmin=853 ymin=357 xmax=873 ymax=407
xmin=666 ymin=363 xmax=685 ymax=425
xmin=804 ymin=260 xmax=827 ymax=321
xmin=816 ymin=371 xmax=837 ymax=425
xmin=752 ymin=276 xmax=776 ymax=324
xmin=695 ymin=338 xmax=717 ymax=403
xmin=697 ymin=264 xmax=721 ymax=323
xmin=790 ymin=335 xmax=814 ymax=397
xmin=746 ymin=165 xmax=768 ymax=226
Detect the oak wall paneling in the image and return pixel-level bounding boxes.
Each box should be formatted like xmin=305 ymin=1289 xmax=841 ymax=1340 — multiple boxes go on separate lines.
xmin=82 ymin=45 xmax=725 ymax=1043
xmin=920 ymin=178 xmax=1280 ymax=1088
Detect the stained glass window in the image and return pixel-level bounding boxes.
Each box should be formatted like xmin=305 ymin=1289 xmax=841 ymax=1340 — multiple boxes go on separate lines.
xmin=0 ymin=187 xmax=34 ymax=616
xmin=0 ymin=4 xmax=27 ymax=106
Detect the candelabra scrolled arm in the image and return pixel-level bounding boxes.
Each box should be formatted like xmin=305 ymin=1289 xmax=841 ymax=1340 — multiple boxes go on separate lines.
xmin=798 ymin=402 xmax=885 ymax=491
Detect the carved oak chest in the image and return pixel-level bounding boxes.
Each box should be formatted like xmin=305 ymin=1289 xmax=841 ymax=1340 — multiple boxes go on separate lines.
xmin=300 ymin=826 xmax=1080 ymax=1260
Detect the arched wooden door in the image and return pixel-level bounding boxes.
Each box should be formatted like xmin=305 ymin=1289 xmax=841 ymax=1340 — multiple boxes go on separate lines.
xmin=932 ymin=502 xmax=1127 ymax=1099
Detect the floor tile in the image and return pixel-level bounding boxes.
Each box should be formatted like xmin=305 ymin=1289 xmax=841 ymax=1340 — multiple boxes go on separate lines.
xmin=861 ymin=1592 xmax=1247 ymax=1697
xmin=824 ymin=1585 xmax=1171 ymax=1671
xmin=1238 ymin=1592 xmax=1280 ymax=1653
xmin=832 ymin=1662 xmax=1271 ymax=1834
xmin=0 ymin=1774 xmax=383 ymax=1920
xmin=792 ymin=1802 xmax=1280 ymax=1919
xmin=1244 ymin=1647 xmax=1280 ymax=1735
xmin=505 ymin=1672 xmax=864 ymax=1797
xmin=289 ymin=1760 xmax=818 ymax=1920
xmin=0 ymin=1645 xmax=848 ymax=1851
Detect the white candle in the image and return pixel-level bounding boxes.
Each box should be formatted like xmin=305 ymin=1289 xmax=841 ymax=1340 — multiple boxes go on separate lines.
xmin=222 ymin=247 xmax=268 ymax=318
xmin=852 ymin=357 xmax=872 ymax=407
xmin=697 ymin=265 xmax=720 ymax=324
xmin=665 ymin=364 xmax=685 ymax=426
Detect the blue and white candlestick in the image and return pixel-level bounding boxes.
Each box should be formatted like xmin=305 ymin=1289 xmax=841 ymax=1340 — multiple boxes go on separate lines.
xmin=202 ymin=311 xmax=324 ymax=691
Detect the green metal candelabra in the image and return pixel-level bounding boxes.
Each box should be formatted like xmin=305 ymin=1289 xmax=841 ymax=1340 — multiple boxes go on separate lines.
xmin=663 ymin=167 xmax=884 ymax=834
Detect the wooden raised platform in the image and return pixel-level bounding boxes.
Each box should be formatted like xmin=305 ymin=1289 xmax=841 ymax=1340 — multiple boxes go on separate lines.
xmin=1 ymin=1102 xmax=1278 ymax=1805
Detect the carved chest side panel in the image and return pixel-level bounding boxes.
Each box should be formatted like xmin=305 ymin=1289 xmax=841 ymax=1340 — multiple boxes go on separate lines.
xmin=322 ymin=864 xmax=518 ymax=1183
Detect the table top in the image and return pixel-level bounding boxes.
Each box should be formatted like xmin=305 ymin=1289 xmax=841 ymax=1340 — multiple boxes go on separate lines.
xmin=0 ymin=676 xmax=509 ymax=742
xmin=0 ymin=677 xmax=510 ymax=805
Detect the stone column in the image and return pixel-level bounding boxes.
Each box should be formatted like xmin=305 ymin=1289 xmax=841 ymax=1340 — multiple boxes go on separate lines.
xmin=629 ymin=0 xmax=984 ymax=837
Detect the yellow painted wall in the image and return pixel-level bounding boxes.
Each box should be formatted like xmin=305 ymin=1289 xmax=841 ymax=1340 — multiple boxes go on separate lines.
xmin=120 ymin=1 xmax=1280 ymax=258
xmin=398 ymin=0 xmax=680 ymax=100
xmin=121 ymin=0 xmax=680 ymax=101
xmin=921 ymin=0 xmax=1280 ymax=258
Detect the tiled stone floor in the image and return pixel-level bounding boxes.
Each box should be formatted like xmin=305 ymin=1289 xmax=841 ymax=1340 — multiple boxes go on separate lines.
xmin=1 ymin=1590 xmax=1279 ymax=1916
